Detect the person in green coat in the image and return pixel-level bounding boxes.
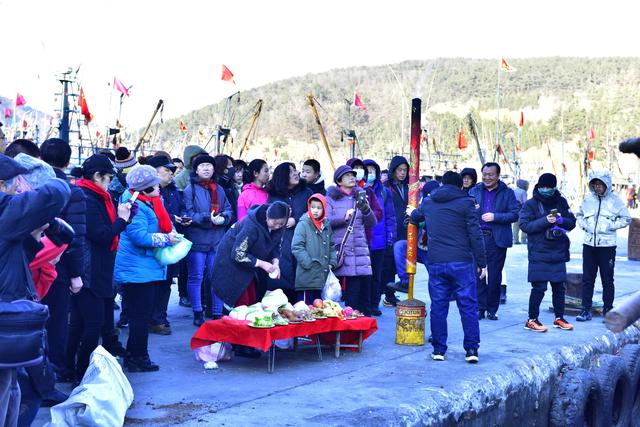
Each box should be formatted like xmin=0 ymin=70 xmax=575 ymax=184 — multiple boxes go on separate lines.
xmin=291 ymin=193 xmax=337 ymax=303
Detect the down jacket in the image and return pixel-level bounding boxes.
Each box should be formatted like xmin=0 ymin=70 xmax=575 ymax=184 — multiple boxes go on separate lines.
xmin=576 ymin=171 xmax=631 ymax=247
xmin=237 ymin=182 xmax=268 ymax=221
xmin=210 ymin=204 xmax=285 ymax=306
xmin=291 ymin=195 xmax=337 ymax=290
xmin=183 ymin=177 xmax=233 ymax=252
xmin=326 ymin=185 xmax=377 ymax=277
xmin=363 ymin=159 xmax=396 ymax=250
xmin=519 ymin=188 xmax=576 ymax=283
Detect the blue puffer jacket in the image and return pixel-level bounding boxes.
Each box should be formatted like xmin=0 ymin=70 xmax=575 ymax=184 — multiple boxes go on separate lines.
xmin=114 ymin=191 xmax=174 ymax=284
xmin=363 ymin=159 xmax=396 ymax=250
xmin=468 ymin=181 xmax=520 ymax=248
xmin=519 ymin=188 xmax=576 ymax=282
xmin=183 ymin=177 xmax=232 ymax=252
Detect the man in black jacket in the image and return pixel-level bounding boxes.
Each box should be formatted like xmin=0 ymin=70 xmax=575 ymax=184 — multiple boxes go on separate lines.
xmin=40 ymin=139 xmax=87 ymax=373
xmin=411 ymin=171 xmax=486 ymax=363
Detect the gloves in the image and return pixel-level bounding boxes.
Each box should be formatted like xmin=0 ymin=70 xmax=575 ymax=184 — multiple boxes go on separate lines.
xmin=556 ymin=216 xmax=564 ymax=225
xmin=128 ymin=203 xmax=139 ymax=223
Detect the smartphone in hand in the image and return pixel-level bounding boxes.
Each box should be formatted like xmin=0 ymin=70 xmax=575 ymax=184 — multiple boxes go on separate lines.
xmin=550 ymin=209 xmax=558 ymax=217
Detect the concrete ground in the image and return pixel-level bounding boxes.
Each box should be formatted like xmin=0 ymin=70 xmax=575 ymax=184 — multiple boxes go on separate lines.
xmin=34 ymin=227 xmax=640 ymax=426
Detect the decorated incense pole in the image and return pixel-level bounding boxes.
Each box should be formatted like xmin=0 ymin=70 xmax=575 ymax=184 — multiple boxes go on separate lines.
xmin=395 ymin=98 xmax=425 ymax=346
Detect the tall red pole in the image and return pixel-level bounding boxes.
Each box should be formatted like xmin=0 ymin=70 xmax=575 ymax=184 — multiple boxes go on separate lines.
xmin=406 ymin=98 xmax=421 ymax=299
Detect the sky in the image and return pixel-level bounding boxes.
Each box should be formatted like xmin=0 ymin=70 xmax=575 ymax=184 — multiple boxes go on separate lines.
xmin=1 ymin=0 xmax=638 ymax=129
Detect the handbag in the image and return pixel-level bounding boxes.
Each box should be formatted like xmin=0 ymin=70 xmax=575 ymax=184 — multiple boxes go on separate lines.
xmin=153 ymin=234 xmax=193 ymax=266
xmin=335 ymin=202 xmax=358 ymax=269
xmin=0 ymin=299 xmax=49 ymax=368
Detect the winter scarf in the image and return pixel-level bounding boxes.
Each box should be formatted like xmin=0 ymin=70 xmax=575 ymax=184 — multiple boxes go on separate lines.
xmin=133 ymin=190 xmax=173 ymax=233
xmin=77 ymin=178 xmax=119 ymax=250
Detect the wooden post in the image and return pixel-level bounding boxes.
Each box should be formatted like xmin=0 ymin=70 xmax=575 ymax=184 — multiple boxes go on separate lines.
xmin=307 ymin=95 xmax=336 ymax=172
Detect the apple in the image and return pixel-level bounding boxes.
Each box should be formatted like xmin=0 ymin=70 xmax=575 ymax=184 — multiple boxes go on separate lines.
xmin=313 ymin=299 xmax=324 ymax=308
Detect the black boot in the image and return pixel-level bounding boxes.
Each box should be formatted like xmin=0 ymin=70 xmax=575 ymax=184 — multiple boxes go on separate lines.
xmin=500 ymin=285 xmax=507 ymax=304
xmin=124 ymin=355 xmax=159 ymax=372
xmin=102 ymin=330 xmax=127 ymax=357
xmin=193 ymin=311 xmax=205 ymax=326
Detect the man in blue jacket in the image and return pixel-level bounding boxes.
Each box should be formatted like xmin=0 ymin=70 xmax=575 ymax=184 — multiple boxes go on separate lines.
xmin=0 ymin=153 xmax=70 ymax=427
xmin=469 ymin=163 xmax=519 ymax=321
xmin=411 ymin=171 xmax=486 ymax=363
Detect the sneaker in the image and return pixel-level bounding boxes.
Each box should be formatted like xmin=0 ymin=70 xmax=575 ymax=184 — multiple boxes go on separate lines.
xmin=383 ymin=295 xmax=399 ymax=307
xmin=193 ymin=311 xmax=205 ymax=327
xmin=576 ymin=310 xmax=592 ymax=322
xmin=487 ymin=312 xmax=499 ymax=321
xmin=431 ymin=353 xmax=445 ymax=361
xmin=465 ymin=349 xmax=479 ymax=364
xmin=179 ymin=297 xmax=191 ymax=307
xmin=116 ymin=318 xmax=128 ymax=328
xmin=524 ymin=319 xmax=548 ymax=332
xmin=553 ymin=317 xmax=574 ymax=331
xmin=125 ymin=356 xmax=160 ymax=372
xmin=149 ymin=324 xmax=172 ymax=335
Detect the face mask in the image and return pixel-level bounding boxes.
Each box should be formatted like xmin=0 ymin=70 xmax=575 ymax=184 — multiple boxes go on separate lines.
xmin=354 ymin=169 xmax=365 ymax=181
xmin=366 ymin=174 xmax=376 ymax=185
xmin=538 ymin=187 xmax=556 ymax=198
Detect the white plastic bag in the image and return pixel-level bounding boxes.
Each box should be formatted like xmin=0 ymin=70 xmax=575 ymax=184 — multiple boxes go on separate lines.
xmin=195 ymin=342 xmax=232 ymax=363
xmin=47 ymin=346 xmax=133 ymax=427
xmin=322 ymin=270 xmax=342 ymax=301
xmin=153 ymin=235 xmax=192 ymax=266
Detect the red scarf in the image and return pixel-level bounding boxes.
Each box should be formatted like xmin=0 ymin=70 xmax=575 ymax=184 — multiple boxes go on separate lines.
xmin=198 ymin=180 xmax=220 ymax=216
xmin=76 ymin=178 xmax=119 ymax=250
xmin=134 ymin=191 xmax=173 ymax=233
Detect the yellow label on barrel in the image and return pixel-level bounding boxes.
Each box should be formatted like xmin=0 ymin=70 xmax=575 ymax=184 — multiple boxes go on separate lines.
xmin=395 ymin=302 xmax=425 ymax=346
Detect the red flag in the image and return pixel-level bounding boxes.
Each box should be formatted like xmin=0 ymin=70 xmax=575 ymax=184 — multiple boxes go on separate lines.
xmin=221 ymin=65 xmax=235 ymax=83
xmin=4 ymin=108 xmax=12 ymax=119
xmin=22 ymin=119 xmax=28 ymax=129
xmin=113 ymin=77 xmax=130 ymax=97
xmin=519 ymin=111 xmax=524 ymax=127
xmin=587 ymin=128 xmax=596 ymax=141
xmin=96 ymin=130 xmax=101 ymax=138
xmin=353 ymin=92 xmax=367 ymax=110
xmin=500 ymin=57 xmax=515 ymax=73
xmin=562 ymin=163 xmax=567 ymax=172
xmin=79 ymin=87 xmax=93 ymax=123
xmin=587 ymin=150 xmax=596 ymax=160
xmin=179 ymin=120 xmax=188 ymax=131
xmin=16 ymin=93 xmax=26 ymax=106
xmin=457 ymin=126 xmax=468 ymax=150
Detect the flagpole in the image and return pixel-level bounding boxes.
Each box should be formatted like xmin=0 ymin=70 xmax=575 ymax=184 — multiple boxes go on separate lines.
xmin=495 ymin=60 xmax=501 ymax=162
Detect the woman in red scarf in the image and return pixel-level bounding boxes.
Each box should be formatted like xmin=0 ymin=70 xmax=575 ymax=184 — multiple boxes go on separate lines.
xmin=114 ymin=165 xmax=179 ymax=372
xmin=183 ymin=155 xmax=233 ymax=326
xmin=65 ymin=154 xmax=132 ymax=382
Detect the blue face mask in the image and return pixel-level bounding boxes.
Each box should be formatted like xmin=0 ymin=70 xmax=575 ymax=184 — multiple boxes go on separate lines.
xmin=538 ymin=187 xmax=556 ymax=198
xmin=366 ymin=174 xmax=376 ymax=185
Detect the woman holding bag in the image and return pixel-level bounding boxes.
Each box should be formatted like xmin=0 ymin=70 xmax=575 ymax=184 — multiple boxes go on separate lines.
xmin=114 ymin=165 xmax=179 ymax=372
xmin=326 ymin=165 xmax=377 ymax=316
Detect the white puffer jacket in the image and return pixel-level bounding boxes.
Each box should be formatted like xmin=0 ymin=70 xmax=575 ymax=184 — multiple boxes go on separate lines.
xmin=576 ymin=171 xmax=631 ymax=247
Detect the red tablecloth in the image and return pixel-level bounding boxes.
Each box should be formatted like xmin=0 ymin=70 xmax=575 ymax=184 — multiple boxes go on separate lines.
xmin=191 ymin=316 xmax=378 ymax=352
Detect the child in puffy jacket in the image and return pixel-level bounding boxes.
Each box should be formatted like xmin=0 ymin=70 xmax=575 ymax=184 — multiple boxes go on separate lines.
xmin=291 ymin=194 xmax=337 ymax=304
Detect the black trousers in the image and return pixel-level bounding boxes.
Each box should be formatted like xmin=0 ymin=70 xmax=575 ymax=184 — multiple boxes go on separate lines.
xmin=582 ymin=245 xmax=616 ymax=311
xmin=151 ymin=279 xmax=172 ymax=326
xmin=528 ymin=281 xmax=565 ymax=320
xmin=124 ymin=282 xmax=158 ymax=358
xmin=476 ymin=232 xmax=507 ymax=314
xmin=66 ymin=289 xmax=106 ymax=378
xmin=177 ymin=258 xmax=188 ymax=299
xmin=341 ymin=275 xmax=372 ymax=316
xmin=370 ymin=249 xmax=385 ymax=310
xmin=41 ymin=277 xmax=71 ymax=371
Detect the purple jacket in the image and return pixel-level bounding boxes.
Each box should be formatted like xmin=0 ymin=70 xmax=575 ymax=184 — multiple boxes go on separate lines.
xmin=363 ymin=159 xmax=396 ymax=250
xmin=326 ymin=185 xmax=377 ymax=277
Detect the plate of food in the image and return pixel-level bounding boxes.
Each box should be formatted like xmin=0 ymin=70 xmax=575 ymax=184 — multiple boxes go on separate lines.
xmin=303 ymin=318 xmax=316 ymax=322
xmin=343 ymin=315 xmax=359 ymax=320
xmin=288 ymin=320 xmax=303 ymax=324
xmin=249 ymin=323 xmax=275 ymax=328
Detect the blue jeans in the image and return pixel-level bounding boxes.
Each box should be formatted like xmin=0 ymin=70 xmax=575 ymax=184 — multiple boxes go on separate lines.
xmin=476 ymin=232 xmax=507 ymax=314
xmin=393 ymin=240 xmax=428 ymax=283
xmin=187 ymin=250 xmax=222 ymax=315
xmin=427 ymin=261 xmax=480 ymax=355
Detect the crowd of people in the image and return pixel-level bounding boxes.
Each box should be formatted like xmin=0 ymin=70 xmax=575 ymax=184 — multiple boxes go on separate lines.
xmin=0 ymin=137 xmax=634 ymax=426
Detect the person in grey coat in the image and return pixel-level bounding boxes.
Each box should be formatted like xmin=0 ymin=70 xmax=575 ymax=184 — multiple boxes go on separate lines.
xmin=326 ymin=165 xmax=377 ymax=315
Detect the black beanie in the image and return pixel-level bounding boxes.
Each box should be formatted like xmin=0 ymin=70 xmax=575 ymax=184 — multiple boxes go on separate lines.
xmin=537 ymin=173 xmax=557 ymax=188
xmin=266 ymin=201 xmax=290 ymax=219
xmin=441 ymin=171 xmax=463 ymax=188
xmin=115 ymin=147 xmax=131 ymax=161
xmin=192 ymin=155 xmax=216 ymax=172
